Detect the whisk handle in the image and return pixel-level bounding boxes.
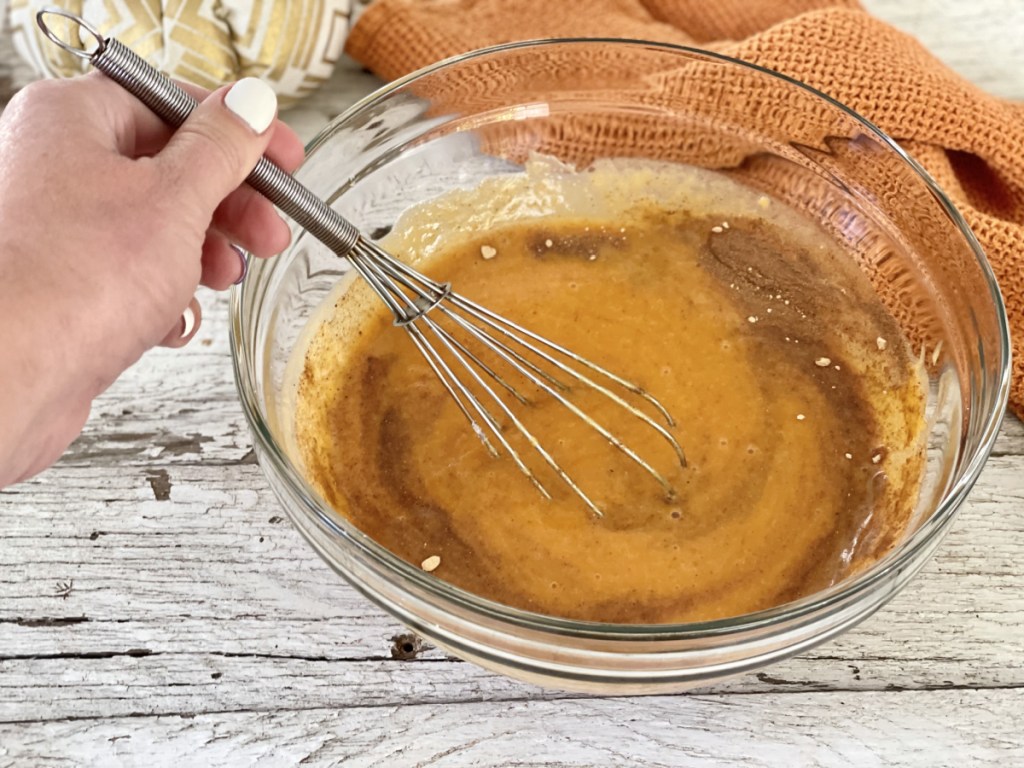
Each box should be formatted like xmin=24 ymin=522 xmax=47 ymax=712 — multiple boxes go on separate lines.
xmin=35 ymin=8 xmax=361 ymax=257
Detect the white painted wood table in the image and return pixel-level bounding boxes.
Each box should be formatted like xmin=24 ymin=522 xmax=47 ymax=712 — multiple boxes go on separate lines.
xmin=2 ymin=2 xmax=1023 ymax=765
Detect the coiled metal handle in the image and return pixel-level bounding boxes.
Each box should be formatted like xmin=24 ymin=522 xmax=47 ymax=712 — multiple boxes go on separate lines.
xmin=36 ymin=6 xmax=361 ymax=257
xmin=35 ymin=8 xmax=691 ymax=517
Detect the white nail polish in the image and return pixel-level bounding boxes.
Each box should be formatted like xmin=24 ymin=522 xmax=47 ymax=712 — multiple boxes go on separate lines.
xmin=181 ymin=306 xmax=196 ymax=338
xmin=224 ymin=78 xmax=277 ymax=134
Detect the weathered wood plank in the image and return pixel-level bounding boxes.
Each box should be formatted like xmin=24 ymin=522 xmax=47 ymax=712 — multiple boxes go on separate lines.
xmin=862 ymin=0 xmax=1024 ymax=100
xmin=993 ymin=414 xmax=1024 ymax=456
xmin=0 ymin=458 xmax=1021 ymax=722
xmin=0 ymin=638 xmax=1021 ymax=726
xmin=1 ymin=689 xmax=1022 ymax=767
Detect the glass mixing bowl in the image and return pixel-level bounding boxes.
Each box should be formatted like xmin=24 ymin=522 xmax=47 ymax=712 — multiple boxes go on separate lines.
xmin=230 ymin=39 xmax=1010 ymax=693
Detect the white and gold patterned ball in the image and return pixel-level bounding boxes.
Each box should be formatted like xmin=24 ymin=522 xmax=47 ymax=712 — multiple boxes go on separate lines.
xmin=7 ymin=0 xmax=352 ymax=104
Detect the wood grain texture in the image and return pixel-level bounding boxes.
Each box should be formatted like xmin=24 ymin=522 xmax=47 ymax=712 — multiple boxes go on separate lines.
xmin=1 ymin=1 xmax=1023 ymax=765
xmin=861 ymin=0 xmax=1024 ymax=101
xmin=2 ymin=690 xmax=1022 ymax=767
xmin=1 ymin=456 xmax=1021 ymax=724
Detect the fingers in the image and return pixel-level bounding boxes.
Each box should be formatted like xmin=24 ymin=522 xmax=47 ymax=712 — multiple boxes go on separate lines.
xmin=157 ymin=78 xmax=279 ymax=220
xmin=212 ymin=186 xmax=292 ymax=258
xmin=96 ymin=74 xmax=209 ymax=156
xmin=200 ymin=230 xmax=248 ymax=290
xmin=206 ymin=119 xmax=304 ymax=260
xmin=91 ymin=71 xmax=303 ymax=269
xmin=129 ymin=83 xmax=305 ymax=170
xmin=59 ymin=72 xmax=304 ymax=170
xmin=264 ymin=121 xmax=306 ymax=173
xmin=159 ymin=297 xmax=202 ymax=348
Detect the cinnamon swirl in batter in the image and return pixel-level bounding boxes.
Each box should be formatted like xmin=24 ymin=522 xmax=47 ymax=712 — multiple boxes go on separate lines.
xmin=287 ymin=160 xmax=926 ymax=623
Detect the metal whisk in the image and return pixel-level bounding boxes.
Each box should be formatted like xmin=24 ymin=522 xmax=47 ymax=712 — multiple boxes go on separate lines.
xmin=38 ymin=8 xmax=686 ymax=517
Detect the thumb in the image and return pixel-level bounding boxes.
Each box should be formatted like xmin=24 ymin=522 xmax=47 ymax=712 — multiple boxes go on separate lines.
xmin=157 ymin=78 xmax=278 ymax=215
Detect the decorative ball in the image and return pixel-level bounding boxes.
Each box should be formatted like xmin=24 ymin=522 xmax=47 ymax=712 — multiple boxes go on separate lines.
xmin=7 ymin=0 xmax=352 ymax=105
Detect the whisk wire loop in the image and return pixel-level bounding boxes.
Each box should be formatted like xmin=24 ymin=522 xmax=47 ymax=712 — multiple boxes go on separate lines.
xmin=438 ymin=305 xmax=679 ymax=499
xmin=348 ymin=235 xmax=681 ymax=512
xmin=441 ymin=294 xmax=688 ymax=468
xmin=449 ymin=293 xmax=680 ymax=427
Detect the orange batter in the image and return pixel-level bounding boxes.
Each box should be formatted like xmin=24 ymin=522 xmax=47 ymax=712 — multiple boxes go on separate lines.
xmin=288 ymin=161 xmax=926 ymax=624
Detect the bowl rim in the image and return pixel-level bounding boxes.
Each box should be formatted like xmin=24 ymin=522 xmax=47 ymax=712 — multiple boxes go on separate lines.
xmin=230 ymin=37 xmax=1012 ymax=642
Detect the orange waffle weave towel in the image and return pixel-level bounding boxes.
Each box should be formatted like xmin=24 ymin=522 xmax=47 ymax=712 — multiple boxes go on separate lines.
xmin=346 ymin=0 xmax=1024 ymax=417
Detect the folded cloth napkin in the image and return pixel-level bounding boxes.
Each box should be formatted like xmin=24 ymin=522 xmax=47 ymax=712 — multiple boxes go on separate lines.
xmin=346 ymin=0 xmax=1024 ymax=418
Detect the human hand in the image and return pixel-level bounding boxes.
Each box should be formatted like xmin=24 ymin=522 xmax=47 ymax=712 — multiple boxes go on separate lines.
xmin=0 ymin=73 xmax=304 ymax=486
